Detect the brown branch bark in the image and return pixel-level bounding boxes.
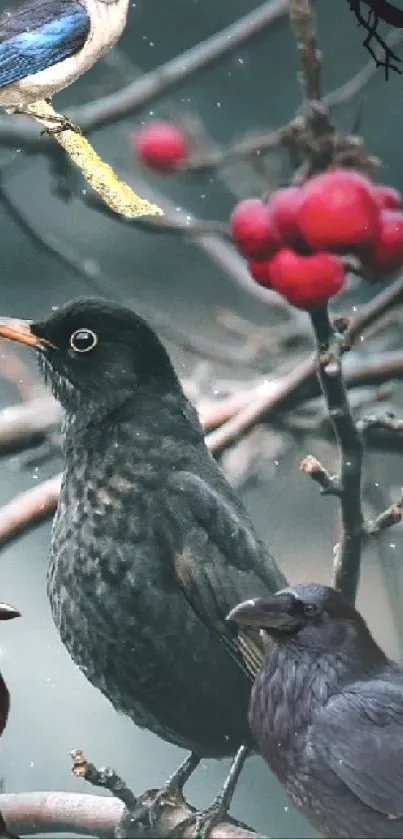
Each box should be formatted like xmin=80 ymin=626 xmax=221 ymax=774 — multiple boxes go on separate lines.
xmin=0 ymin=475 xmax=61 ymax=549
xmin=0 ymin=791 xmax=266 ymax=838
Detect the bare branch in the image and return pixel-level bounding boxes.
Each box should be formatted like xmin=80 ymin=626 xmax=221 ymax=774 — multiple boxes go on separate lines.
xmin=0 ymin=789 xmax=264 ymax=838
xmin=0 ymin=475 xmax=61 ymax=549
xmin=363 ymin=496 xmax=403 ymax=536
xmin=310 ymin=309 xmax=364 ymax=605
xmin=300 ymin=454 xmax=341 ymax=496
xmin=358 ymin=413 xmax=403 ymax=434
xmin=288 ymin=0 xmax=322 ymax=102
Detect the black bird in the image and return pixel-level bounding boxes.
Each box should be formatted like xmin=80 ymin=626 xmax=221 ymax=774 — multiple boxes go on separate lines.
xmin=0 ymin=602 xmax=20 ymax=839
xmin=0 ymin=298 xmax=285 ymax=834
xmin=0 ymin=602 xmax=20 ymax=737
xmin=228 ymin=582 xmax=403 ymax=839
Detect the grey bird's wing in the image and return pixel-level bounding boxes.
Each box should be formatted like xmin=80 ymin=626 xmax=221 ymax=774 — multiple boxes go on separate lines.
xmin=0 ymin=0 xmax=90 ymax=87
xmin=313 ymin=678 xmax=403 ymax=817
xmin=167 ymin=470 xmax=286 ymax=681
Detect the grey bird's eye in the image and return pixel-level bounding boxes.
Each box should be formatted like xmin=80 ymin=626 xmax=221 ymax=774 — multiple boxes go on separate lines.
xmin=70 ymin=329 xmax=98 ymax=353
xmin=303 ymin=603 xmax=319 ymax=618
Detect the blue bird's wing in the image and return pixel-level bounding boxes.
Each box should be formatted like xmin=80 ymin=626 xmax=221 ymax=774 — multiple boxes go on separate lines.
xmin=313 ymin=678 xmax=403 ymax=817
xmin=0 ymin=0 xmax=90 ymax=87
xmin=167 ymin=470 xmax=286 ymax=681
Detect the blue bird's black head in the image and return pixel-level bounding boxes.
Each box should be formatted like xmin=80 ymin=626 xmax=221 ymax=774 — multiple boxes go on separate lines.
xmin=227 ymin=583 xmax=380 ymax=658
xmin=0 ymin=298 xmax=180 ymax=413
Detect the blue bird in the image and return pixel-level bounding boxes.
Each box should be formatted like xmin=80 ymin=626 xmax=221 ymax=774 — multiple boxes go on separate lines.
xmin=0 ymin=0 xmax=129 ymax=113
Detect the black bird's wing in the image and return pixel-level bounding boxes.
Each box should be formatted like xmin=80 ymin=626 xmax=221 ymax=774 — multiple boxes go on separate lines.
xmin=167 ymin=470 xmax=286 ymax=681
xmin=313 ymin=678 xmax=403 ymax=817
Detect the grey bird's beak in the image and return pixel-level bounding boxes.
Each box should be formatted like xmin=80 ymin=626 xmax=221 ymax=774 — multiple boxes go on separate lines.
xmin=0 ymin=317 xmax=53 ymax=351
xmin=0 ymin=603 xmax=20 ymax=621
xmin=227 ymin=593 xmax=297 ymax=631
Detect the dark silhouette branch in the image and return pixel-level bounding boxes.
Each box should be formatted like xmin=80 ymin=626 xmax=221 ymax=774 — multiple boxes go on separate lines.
xmin=309 ymin=308 xmax=365 ymax=604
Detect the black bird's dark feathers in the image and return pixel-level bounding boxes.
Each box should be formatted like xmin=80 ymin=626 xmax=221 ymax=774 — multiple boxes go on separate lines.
xmin=18 ymin=297 xmax=286 ymax=759
xmin=169 ymin=471 xmax=272 ymax=680
xmin=230 ymin=582 xmax=403 ymax=838
xmin=315 ymin=679 xmax=403 ymax=817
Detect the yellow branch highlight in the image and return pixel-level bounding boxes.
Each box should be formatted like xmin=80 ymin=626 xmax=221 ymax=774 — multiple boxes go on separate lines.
xmin=24 ymin=99 xmax=163 ymax=219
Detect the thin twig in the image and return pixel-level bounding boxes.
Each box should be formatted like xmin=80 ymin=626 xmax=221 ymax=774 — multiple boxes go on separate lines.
xmin=363 ymin=496 xmax=403 ymax=536
xmin=324 ymin=28 xmax=403 ymax=109
xmin=310 ymin=308 xmax=364 ymax=604
xmin=288 ymin=0 xmax=322 ymax=102
xmin=300 ymin=454 xmax=340 ymax=495
xmin=358 ymin=413 xmax=403 ymax=434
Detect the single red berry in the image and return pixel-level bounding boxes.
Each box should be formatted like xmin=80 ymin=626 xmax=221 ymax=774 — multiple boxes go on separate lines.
xmin=247 ymin=258 xmax=273 ymax=287
xmin=268 ymin=186 xmax=303 ymax=246
xmin=374 ymin=185 xmax=403 ymax=212
xmin=133 ymin=121 xmax=190 ymax=172
xmin=230 ymin=199 xmax=280 ymax=258
xmin=298 ymin=169 xmax=379 ymax=252
xmin=362 ymin=210 xmax=403 ymax=277
xmin=268 ymin=248 xmax=345 ymax=310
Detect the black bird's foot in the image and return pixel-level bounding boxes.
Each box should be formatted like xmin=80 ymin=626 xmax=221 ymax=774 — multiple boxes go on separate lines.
xmin=119 ymin=752 xmax=200 ymax=834
xmin=169 ymin=804 xmax=223 ymax=838
xmin=170 ymin=744 xmax=249 ymax=838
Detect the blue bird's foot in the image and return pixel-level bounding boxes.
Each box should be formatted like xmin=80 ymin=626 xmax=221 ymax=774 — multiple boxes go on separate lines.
xmin=40 ymin=115 xmax=82 ymax=137
xmin=7 ymin=105 xmax=81 ymax=136
xmin=170 ymin=744 xmax=249 ymax=838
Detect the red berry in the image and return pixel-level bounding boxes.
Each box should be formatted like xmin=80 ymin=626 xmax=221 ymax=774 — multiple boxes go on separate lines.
xmin=230 ymin=199 xmax=280 ymax=258
xmin=298 ymin=169 xmax=379 ymax=252
xmin=362 ymin=210 xmax=403 ymax=277
xmin=268 ymin=187 xmax=303 ymax=246
xmin=268 ymin=248 xmax=345 ymax=310
xmin=247 ymin=258 xmax=273 ymax=287
xmin=133 ymin=121 xmax=190 ymax=172
xmin=374 ymin=185 xmax=402 ymax=211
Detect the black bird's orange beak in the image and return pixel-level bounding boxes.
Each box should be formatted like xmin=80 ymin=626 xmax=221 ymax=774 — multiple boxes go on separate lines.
xmin=0 ymin=318 xmax=52 ymax=350
xmin=0 ymin=603 xmax=20 ymax=621
xmin=227 ymin=593 xmax=297 ymax=631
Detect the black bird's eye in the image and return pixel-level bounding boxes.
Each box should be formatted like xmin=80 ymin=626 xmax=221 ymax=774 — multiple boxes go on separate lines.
xmin=303 ymin=603 xmax=319 ymax=618
xmin=70 ymin=329 xmax=98 ymax=353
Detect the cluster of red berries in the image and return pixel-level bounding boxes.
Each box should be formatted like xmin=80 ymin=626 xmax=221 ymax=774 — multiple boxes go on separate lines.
xmin=230 ymin=170 xmax=403 ymax=310
xmin=132 ymin=122 xmax=403 ymax=312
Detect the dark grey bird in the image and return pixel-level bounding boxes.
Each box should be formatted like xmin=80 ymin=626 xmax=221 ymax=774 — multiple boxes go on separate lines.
xmin=0 ymin=602 xmax=20 ymax=839
xmin=0 ymin=298 xmax=285 ymax=835
xmin=0 ymin=602 xmax=20 ymax=737
xmin=228 ymin=582 xmax=403 ymax=839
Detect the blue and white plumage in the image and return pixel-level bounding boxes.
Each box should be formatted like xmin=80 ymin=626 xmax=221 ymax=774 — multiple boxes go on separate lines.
xmin=0 ymin=0 xmax=129 ymax=108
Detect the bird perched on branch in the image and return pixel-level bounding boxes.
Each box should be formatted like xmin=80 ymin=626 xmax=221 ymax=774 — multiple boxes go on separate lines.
xmin=228 ymin=582 xmax=403 ymax=839
xmin=0 ymin=298 xmax=285 ymax=837
xmin=0 ymin=602 xmax=20 ymax=737
xmin=0 ymin=0 xmax=129 ymax=122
